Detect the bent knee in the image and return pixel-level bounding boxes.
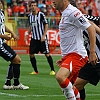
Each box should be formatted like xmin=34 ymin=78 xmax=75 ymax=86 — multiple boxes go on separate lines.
xmin=74 ymin=83 xmax=83 ymax=91
xmin=12 ymin=55 xmax=21 ymax=64
xmin=56 ymin=73 xmax=64 ymax=83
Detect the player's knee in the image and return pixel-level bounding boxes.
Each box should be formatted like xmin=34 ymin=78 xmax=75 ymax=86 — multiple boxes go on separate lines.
xmin=56 ymin=73 xmax=64 ymax=83
xmin=45 ymin=54 xmax=50 ymax=57
xmin=12 ymin=55 xmax=21 ymax=64
xmin=74 ymin=83 xmax=83 ymax=91
xmin=30 ymin=54 xmax=35 ymax=58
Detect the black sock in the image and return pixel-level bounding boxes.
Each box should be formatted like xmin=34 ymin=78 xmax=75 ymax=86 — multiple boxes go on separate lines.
xmin=46 ymin=56 xmax=55 ymax=71
xmin=5 ymin=79 xmax=11 ymax=86
xmin=79 ymin=88 xmax=86 ymax=100
xmin=5 ymin=64 xmax=13 ymax=85
xmin=12 ymin=64 xmax=20 ymax=86
xmin=30 ymin=57 xmax=38 ymax=72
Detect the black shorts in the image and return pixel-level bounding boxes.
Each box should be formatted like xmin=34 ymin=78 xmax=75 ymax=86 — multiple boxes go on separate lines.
xmin=0 ymin=43 xmax=16 ymax=61
xmin=29 ymin=39 xmax=50 ymax=54
xmin=78 ymin=62 xmax=100 ymax=86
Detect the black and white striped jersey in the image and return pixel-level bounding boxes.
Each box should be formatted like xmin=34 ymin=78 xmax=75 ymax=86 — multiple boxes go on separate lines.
xmin=84 ymin=14 xmax=100 ymax=25
xmin=83 ymin=15 xmax=100 ymax=61
xmin=0 ymin=10 xmax=5 ymax=44
xmin=28 ymin=11 xmax=48 ymax=40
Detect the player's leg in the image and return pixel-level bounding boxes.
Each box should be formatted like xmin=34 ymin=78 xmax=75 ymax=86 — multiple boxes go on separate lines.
xmin=74 ymin=77 xmax=88 ymax=100
xmin=56 ymin=53 xmax=88 ymax=100
xmin=40 ymin=39 xmax=55 ymax=75
xmin=74 ymin=62 xmax=100 ymax=99
xmin=74 ymin=63 xmax=91 ymax=100
xmin=4 ymin=63 xmax=13 ymax=86
xmin=11 ymin=54 xmax=29 ymax=90
xmin=1 ymin=43 xmax=29 ymax=90
xmin=79 ymin=88 xmax=86 ymax=100
xmin=30 ymin=54 xmax=38 ymax=74
xmin=45 ymin=53 xmax=55 ymax=75
xmin=56 ymin=67 xmax=76 ymax=100
xmin=29 ymin=39 xmax=39 ymax=74
xmin=74 ymin=77 xmax=88 ymax=91
xmin=0 ymin=43 xmax=16 ymax=89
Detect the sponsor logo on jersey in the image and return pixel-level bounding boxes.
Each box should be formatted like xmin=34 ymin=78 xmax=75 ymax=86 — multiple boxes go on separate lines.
xmin=78 ymin=16 xmax=86 ymax=24
xmin=74 ymin=12 xmax=80 ymax=17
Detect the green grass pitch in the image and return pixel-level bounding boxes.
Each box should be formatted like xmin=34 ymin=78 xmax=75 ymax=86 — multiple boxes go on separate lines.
xmin=0 ymin=54 xmax=100 ymax=100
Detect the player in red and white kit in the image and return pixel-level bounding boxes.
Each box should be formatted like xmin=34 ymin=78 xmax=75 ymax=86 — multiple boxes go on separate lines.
xmin=52 ymin=0 xmax=98 ymax=100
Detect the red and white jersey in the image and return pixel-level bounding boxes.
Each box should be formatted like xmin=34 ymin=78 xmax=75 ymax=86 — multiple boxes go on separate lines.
xmin=59 ymin=4 xmax=91 ymax=57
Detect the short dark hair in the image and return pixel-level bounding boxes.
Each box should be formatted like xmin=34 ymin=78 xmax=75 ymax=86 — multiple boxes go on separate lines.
xmin=29 ymin=0 xmax=38 ymax=7
xmin=70 ymin=0 xmax=76 ymax=7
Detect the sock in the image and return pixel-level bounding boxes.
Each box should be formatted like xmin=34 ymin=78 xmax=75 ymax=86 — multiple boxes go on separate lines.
xmin=12 ymin=64 xmax=20 ymax=85
xmin=73 ymin=86 xmax=81 ymax=100
xmin=79 ymin=88 xmax=86 ymax=100
xmin=30 ymin=57 xmax=38 ymax=72
xmin=46 ymin=56 xmax=55 ymax=71
xmin=5 ymin=64 xmax=13 ymax=85
xmin=60 ymin=78 xmax=76 ymax=100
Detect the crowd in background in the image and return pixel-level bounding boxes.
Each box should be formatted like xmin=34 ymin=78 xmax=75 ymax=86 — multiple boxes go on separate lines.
xmin=6 ymin=0 xmax=61 ymax=18
xmin=6 ymin=0 xmax=100 ymax=28
xmin=76 ymin=0 xmax=100 ymax=16
xmin=6 ymin=0 xmax=100 ymax=17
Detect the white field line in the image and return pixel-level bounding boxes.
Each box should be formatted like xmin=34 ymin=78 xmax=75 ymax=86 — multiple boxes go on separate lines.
xmin=0 ymin=92 xmax=100 ymax=97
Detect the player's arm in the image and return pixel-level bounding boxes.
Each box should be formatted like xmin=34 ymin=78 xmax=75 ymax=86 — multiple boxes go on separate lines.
xmin=0 ymin=33 xmax=11 ymax=40
xmin=24 ymin=26 xmax=31 ymax=41
xmin=43 ymin=23 xmax=48 ymax=36
xmin=86 ymin=25 xmax=98 ymax=65
xmin=41 ymin=12 xmax=48 ymax=42
xmin=41 ymin=23 xmax=48 ymax=42
xmin=5 ymin=26 xmax=19 ymax=40
xmin=89 ymin=21 xmax=100 ymax=36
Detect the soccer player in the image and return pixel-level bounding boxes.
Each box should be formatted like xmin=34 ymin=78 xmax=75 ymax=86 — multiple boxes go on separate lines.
xmin=52 ymin=0 xmax=98 ymax=100
xmin=74 ymin=15 xmax=100 ymax=100
xmin=0 ymin=0 xmax=29 ymax=90
xmin=69 ymin=0 xmax=100 ymax=99
xmin=68 ymin=0 xmax=100 ymax=99
xmin=24 ymin=1 xmax=55 ymax=75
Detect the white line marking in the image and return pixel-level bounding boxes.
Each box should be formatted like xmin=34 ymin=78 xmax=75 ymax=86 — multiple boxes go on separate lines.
xmin=0 ymin=92 xmax=100 ymax=97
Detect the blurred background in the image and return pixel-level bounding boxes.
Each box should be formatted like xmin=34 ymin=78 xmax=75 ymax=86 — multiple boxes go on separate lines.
xmin=5 ymin=0 xmax=100 ymax=54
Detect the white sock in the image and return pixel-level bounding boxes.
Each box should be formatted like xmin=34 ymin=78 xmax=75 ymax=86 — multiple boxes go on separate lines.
xmin=62 ymin=82 xmax=76 ymax=100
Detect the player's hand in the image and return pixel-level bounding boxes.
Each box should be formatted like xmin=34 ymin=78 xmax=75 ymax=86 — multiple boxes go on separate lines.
xmin=56 ymin=59 xmax=62 ymax=67
xmin=24 ymin=35 xmax=28 ymax=42
xmin=88 ymin=52 xmax=98 ymax=65
xmin=11 ymin=34 xmax=19 ymax=40
xmin=3 ymin=34 xmax=12 ymax=40
xmin=41 ymin=35 xmax=45 ymax=42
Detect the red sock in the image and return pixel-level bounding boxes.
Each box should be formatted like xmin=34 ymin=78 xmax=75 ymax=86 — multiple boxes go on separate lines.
xmin=60 ymin=78 xmax=70 ymax=88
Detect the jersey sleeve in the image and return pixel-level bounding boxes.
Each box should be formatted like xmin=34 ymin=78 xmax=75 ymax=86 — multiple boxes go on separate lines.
xmin=70 ymin=10 xmax=91 ymax=30
xmin=40 ymin=12 xmax=48 ymax=24
xmin=28 ymin=14 xmax=31 ymax=26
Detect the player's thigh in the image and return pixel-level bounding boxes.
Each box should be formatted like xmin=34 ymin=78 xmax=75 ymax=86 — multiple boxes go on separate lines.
xmin=95 ymin=63 xmax=100 ymax=78
xmin=0 ymin=43 xmax=16 ymax=61
xmin=74 ymin=77 xmax=89 ymax=90
xmin=11 ymin=54 xmax=21 ymax=64
xmin=56 ymin=67 xmax=70 ymax=84
xmin=30 ymin=39 xmax=39 ymax=54
xmin=40 ymin=40 xmax=50 ymax=54
xmin=78 ymin=63 xmax=100 ymax=86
